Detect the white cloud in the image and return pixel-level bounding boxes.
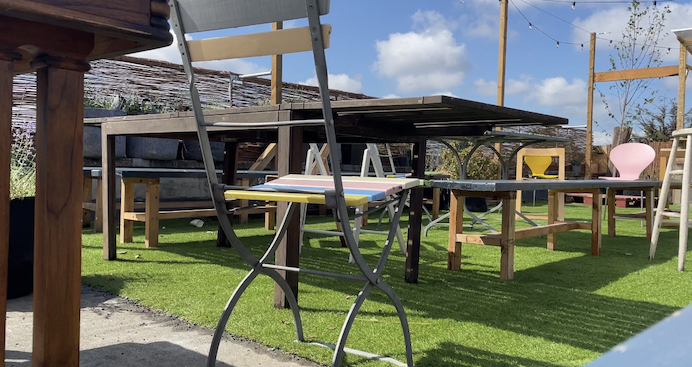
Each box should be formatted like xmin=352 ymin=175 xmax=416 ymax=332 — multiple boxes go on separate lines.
xmin=474 ymin=75 xmax=532 ymax=97
xmin=526 ymin=77 xmax=588 ymax=106
xmin=129 ymin=30 xmax=265 ymax=75
xmin=473 ymin=78 xmax=496 ymax=96
xmin=571 ymin=3 xmax=692 ymax=63
xmin=432 ymin=91 xmax=459 ymax=98
xmin=381 ymin=94 xmax=401 ymax=99
xmin=372 ymin=10 xmax=471 ymax=93
xmin=593 ymin=131 xmax=612 ymax=145
xmin=304 ymin=74 xmax=363 ymax=93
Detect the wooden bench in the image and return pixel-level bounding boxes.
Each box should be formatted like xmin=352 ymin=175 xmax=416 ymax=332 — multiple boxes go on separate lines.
xmin=82 ymin=167 xmax=277 ymax=247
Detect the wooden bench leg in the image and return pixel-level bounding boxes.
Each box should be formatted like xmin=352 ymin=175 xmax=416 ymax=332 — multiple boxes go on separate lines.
xmin=547 ymin=190 xmax=558 ymax=250
xmin=94 ymin=178 xmax=103 ymax=233
xmin=265 ymin=202 xmax=276 ymax=230
xmin=120 ymin=178 xmax=135 ymax=243
xmin=447 ymin=191 xmax=463 ymax=271
xmin=591 ymin=189 xmax=602 ymax=256
xmin=432 ymin=187 xmax=440 ymax=220
xmin=607 ymin=188 xmax=616 ymax=237
xmin=82 ymin=175 xmax=92 ymax=227
xmin=500 ymin=192 xmax=516 ymax=280
xmin=646 ymin=188 xmax=653 ymax=240
xmin=145 ymin=178 xmax=160 ymax=248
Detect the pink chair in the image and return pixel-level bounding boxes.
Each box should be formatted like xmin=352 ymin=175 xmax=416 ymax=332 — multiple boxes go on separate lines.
xmin=600 ymin=143 xmax=655 ymax=180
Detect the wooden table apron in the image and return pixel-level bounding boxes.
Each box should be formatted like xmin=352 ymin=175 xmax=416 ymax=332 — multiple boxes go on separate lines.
xmin=96 ymin=96 xmax=567 ymax=307
xmin=0 ymin=1 xmax=172 ymax=366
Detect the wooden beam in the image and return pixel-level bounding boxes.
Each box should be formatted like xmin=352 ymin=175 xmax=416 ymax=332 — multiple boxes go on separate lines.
xmin=679 ymin=39 xmax=688 ymax=130
xmin=495 ymin=0 xmax=509 ymax=156
xmin=594 ymin=65 xmax=679 ymax=83
xmin=458 ymin=221 xmax=587 ymax=246
xmin=586 ymin=32 xmax=595 ymax=179
xmin=271 ymin=21 xmax=283 ymax=106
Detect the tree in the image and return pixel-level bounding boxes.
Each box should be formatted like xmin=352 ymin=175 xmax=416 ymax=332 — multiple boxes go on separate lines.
xmin=599 ymin=0 xmax=671 ymax=145
xmin=636 ymin=98 xmax=692 ymax=142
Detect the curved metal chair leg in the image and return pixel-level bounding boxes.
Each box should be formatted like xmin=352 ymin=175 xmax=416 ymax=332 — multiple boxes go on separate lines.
xmin=423 ymin=212 xmax=450 ymax=237
xmin=207 ymin=269 xmax=260 ymax=367
xmin=264 ymin=268 xmax=305 ymax=341
xmin=377 ymin=282 xmax=414 ymax=367
xmin=332 ymin=284 xmax=373 ymax=367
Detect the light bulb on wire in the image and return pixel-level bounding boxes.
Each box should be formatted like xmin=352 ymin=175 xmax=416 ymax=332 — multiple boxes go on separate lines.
xmin=556 ymin=41 xmax=560 ymax=48
xmin=571 ymin=2 xmax=576 ymax=10
xmin=529 ymin=23 xmax=533 ymax=30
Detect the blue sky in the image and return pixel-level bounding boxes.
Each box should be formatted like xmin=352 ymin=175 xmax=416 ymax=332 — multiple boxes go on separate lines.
xmin=134 ymin=0 xmax=692 ymax=144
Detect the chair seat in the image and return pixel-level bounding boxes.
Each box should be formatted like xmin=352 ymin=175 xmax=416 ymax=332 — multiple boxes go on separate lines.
xmin=224 ymin=174 xmax=420 ymax=206
xmin=531 ymin=174 xmax=558 ymax=179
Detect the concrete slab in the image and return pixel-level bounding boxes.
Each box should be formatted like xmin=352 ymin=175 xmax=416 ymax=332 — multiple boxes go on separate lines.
xmin=5 ymin=286 xmax=323 ymax=367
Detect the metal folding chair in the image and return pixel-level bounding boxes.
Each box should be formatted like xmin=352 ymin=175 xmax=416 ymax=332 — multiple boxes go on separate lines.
xmin=169 ymin=1 xmax=415 ymax=366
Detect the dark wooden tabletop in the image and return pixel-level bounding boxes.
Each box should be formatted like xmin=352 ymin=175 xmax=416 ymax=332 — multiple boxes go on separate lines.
xmin=95 ymin=95 xmax=568 ymax=143
xmin=431 ymin=179 xmax=663 ymax=191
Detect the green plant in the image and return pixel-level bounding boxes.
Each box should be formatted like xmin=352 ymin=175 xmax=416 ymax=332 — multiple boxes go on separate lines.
xmin=437 ymin=142 xmax=500 ymax=180
xmin=10 ymin=124 xmax=36 ymax=200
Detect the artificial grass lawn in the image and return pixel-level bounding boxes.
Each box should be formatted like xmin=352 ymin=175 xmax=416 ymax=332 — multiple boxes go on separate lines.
xmin=81 ymin=201 xmax=692 ymax=366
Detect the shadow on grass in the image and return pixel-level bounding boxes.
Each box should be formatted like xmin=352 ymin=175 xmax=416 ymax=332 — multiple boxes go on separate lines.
xmin=416 ymin=342 xmax=564 ymax=367
xmin=89 ymin=214 xmax=682 ymax=363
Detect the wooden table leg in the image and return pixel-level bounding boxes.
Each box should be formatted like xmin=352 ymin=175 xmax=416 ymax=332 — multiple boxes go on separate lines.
xmin=0 ymin=53 xmax=20 ymax=367
xmin=34 ymin=59 xmax=87 ymax=367
xmin=447 ymin=191 xmax=463 ymax=271
xmin=94 ymin=178 xmax=103 ymax=233
xmin=646 ymin=188 xmax=654 ymax=240
xmin=120 ymin=178 xmax=135 ymax=243
xmin=217 ymin=142 xmax=238 ymax=247
xmin=591 ymin=189 xmax=602 ymax=256
xmin=82 ymin=175 xmax=93 ymax=227
xmin=500 ymin=192 xmax=517 ymax=280
xmin=607 ymin=188 xmax=616 ymax=237
xmin=102 ymin=132 xmax=117 ymax=260
xmin=405 ymin=138 xmax=427 ymax=283
xmin=432 ymin=187 xmax=440 ymax=220
xmin=274 ymin=126 xmax=302 ymax=308
xmin=547 ymin=190 xmax=557 ymax=250
xmin=145 ymin=178 xmax=160 ymax=248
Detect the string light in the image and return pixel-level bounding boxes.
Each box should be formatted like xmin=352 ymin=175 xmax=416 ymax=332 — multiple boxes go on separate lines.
xmin=556 ymin=41 xmax=560 ymax=48
xmin=581 ymin=44 xmax=584 ymax=50
xmin=571 ymin=1 xmax=576 ymax=9
xmin=529 ymin=22 xmax=533 ymax=30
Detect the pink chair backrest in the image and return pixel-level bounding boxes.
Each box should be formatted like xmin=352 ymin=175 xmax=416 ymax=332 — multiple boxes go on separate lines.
xmin=610 ymin=143 xmax=655 ymax=180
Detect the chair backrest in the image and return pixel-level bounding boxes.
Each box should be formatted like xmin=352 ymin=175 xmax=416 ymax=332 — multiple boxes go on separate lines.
xmin=610 ymin=142 xmax=655 ymax=180
xmin=524 ymin=156 xmax=552 ymax=177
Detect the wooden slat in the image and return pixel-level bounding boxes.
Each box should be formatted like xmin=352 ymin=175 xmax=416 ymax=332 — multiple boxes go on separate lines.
xmin=447 ymin=193 xmax=463 ymax=270
xmin=119 ymin=179 xmax=134 ymax=243
xmin=500 ymin=195 xmax=516 ymax=280
xmin=224 ymin=190 xmax=368 ymax=206
xmin=594 ymin=65 xmax=679 ymax=82
xmin=455 ymin=233 xmax=501 ymax=246
xmin=188 ymin=25 xmax=331 ymax=62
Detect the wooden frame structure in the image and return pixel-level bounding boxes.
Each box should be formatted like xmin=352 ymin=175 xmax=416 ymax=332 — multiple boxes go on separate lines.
xmin=586 ymin=30 xmax=691 ymax=179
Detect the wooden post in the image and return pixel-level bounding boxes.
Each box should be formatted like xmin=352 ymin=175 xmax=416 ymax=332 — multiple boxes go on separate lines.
xmin=678 ymin=40 xmax=687 ymax=130
xmin=586 ymin=32 xmax=596 ymax=179
xmin=405 ymin=138 xmax=427 ymax=283
xmin=94 ymin=178 xmax=103 ymax=233
xmin=547 ymin=190 xmax=557 ymax=250
xmin=34 ymin=59 xmax=88 ymax=367
xmin=145 ymin=178 xmax=160 ymax=248
xmin=0 ymin=52 xmax=20 ymax=367
xmin=447 ymin=191 xmax=463 ymax=271
xmin=495 ymin=0 xmax=508 ymax=156
xmin=645 ymin=188 xmax=654 ymax=240
xmin=271 ymin=21 xmax=283 ymax=106
xmin=499 ymin=192 xmax=516 ymax=280
xmin=274 ymin=125 xmax=302 ymax=308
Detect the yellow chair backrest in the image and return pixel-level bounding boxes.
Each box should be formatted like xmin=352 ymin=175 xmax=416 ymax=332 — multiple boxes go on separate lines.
xmin=524 ymin=156 xmax=553 ymax=177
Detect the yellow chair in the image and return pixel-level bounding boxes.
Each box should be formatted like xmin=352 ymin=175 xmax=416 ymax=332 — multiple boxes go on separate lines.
xmin=524 ymin=156 xmax=559 ymax=179
xmin=516 ymin=147 xmax=565 ymax=219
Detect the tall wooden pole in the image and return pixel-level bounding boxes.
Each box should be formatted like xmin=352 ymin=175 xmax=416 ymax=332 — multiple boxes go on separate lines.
xmin=271 ymin=21 xmax=283 ymax=105
xmin=678 ymin=38 xmax=687 ymax=130
xmin=495 ymin=0 xmax=508 ymax=157
xmin=586 ymin=32 xmax=596 ymax=179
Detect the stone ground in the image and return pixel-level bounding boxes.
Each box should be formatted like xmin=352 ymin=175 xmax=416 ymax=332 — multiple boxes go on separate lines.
xmin=5 ymin=286 xmax=324 ymax=367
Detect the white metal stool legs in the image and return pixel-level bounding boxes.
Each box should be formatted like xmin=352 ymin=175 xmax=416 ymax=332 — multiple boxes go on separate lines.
xmin=650 ymin=130 xmax=692 ymax=271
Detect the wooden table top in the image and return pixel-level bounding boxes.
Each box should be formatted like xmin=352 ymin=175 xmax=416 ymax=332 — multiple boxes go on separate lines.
xmin=431 ymin=179 xmax=664 ymax=192
xmin=0 ymin=0 xmax=173 ymax=73
xmin=94 ymin=95 xmax=568 ymax=143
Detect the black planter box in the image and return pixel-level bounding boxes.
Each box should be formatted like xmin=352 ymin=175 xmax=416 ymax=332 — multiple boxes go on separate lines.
xmin=8 ymin=197 xmax=34 ymax=299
